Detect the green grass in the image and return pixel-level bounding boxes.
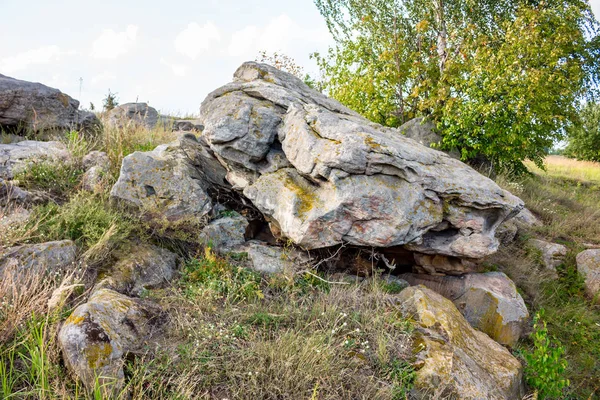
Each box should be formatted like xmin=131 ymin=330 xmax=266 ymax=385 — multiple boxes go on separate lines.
xmin=495 ymin=155 xmax=600 ymax=399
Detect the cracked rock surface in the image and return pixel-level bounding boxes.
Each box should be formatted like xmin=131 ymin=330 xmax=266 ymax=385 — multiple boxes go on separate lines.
xmin=200 ymin=62 xmax=524 ymax=259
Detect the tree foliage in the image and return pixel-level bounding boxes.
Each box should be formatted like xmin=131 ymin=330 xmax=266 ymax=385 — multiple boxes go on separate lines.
xmin=313 ymin=0 xmax=600 ymax=173
xmin=565 ymin=102 xmax=600 ymax=161
xmin=102 ymin=89 xmax=119 ymax=112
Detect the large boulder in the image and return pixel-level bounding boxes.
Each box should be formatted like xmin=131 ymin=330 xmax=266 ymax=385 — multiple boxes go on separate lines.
xmin=0 ymin=140 xmax=70 ymax=179
xmin=576 ymin=249 xmax=600 ymax=299
xmin=397 ymin=286 xmax=523 ymax=399
xmin=110 ymin=134 xmax=229 ymax=223
xmin=0 ymin=74 xmax=99 ymax=132
xmin=107 ymin=103 xmax=159 ymax=130
xmin=58 ymin=288 xmax=164 ymax=394
xmin=400 ymin=272 xmax=528 ymax=346
xmin=199 ymin=62 xmax=523 ymax=263
xmin=0 ymin=240 xmax=77 ymax=275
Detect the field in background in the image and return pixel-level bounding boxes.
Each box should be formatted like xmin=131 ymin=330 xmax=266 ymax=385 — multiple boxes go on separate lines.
xmin=527 ymin=155 xmax=600 ymax=186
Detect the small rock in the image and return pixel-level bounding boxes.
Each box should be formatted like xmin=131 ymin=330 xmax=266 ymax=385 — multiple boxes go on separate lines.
xmin=0 ymin=178 xmax=43 ymax=204
xmin=514 ymin=208 xmax=541 ymax=227
xmin=238 ymin=240 xmax=310 ymax=274
xmin=529 ymin=239 xmax=567 ymax=275
xmin=0 ymin=140 xmax=70 ymax=179
xmin=58 ymin=289 xmax=164 ymax=395
xmin=413 ymin=253 xmax=480 ymax=275
xmin=396 ymin=286 xmax=523 ymax=399
xmin=0 ymin=240 xmax=77 ymax=275
xmin=400 ymin=272 xmax=529 ymax=346
xmin=199 ymin=212 xmax=249 ymax=253
xmin=81 ymin=166 xmax=108 ymax=192
xmin=82 ymin=151 xmax=110 ymax=170
xmin=576 ymin=249 xmax=600 ymax=300
xmin=95 ymin=244 xmax=177 ymax=297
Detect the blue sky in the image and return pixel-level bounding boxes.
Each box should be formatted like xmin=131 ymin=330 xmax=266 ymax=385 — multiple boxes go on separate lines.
xmin=1 ymin=0 xmax=599 ymax=115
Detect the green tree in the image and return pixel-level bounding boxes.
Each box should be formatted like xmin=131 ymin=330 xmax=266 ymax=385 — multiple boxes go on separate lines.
xmin=313 ymin=0 xmax=600 ymax=173
xmin=565 ymin=102 xmax=600 ymax=161
xmin=102 ymin=89 xmax=119 ymax=112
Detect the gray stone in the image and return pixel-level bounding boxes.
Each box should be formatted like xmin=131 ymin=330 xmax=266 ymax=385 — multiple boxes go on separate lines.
xmin=238 ymin=240 xmax=310 ymax=274
xmin=396 ymin=286 xmax=523 ymax=400
xmin=82 ymin=151 xmax=110 ymax=170
xmin=0 ymin=178 xmax=43 ymax=204
xmin=576 ymin=249 xmax=600 ymax=299
xmin=0 ymin=207 xmax=30 ymax=243
xmin=95 ymin=244 xmax=177 ymax=297
xmin=200 ymin=62 xmax=524 ymax=262
xmin=172 ymin=119 xmax=204 ymax=132
xmin=400 ymin=118 xmax=439 ymax=148
xmin=110 ymin=135 xmax=229 ymax=223
xmin=400 ymin=272 xmax=529 ymax=346
xmin=81 ymin=166 xmax=108 ymax=192
xmin=0 ymin=240 xmax=77 ymax=275
xmin=0 ymin=73 xmax=100 ymax=132
xmin=81 ymin=151 xmax=110 ymax=192
xmin=198 ymin=212 xmax=249 ymax=253
xmin=58 ymin=289 xmax=164 ymax=395
xmin=0 ymin=140 xmax=70 ymax=179
xmin=107 ymin=103 xmax=159 ymax=130
xmin=529 ymin=239 xmax=567 ymax=275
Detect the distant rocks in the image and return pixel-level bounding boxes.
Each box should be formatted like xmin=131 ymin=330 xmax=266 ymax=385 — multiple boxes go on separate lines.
xmin=107 ymin=103 xmax=159 ymax=130
xmin=576 ymin=249 xmax=600 ymax=300
xmin=0 ymin=74 xmax=100 ymax=133
xmin=107 ymin=102 xmax=203 ymax=132
xmin=397 ymin=286 xmax=523 ymax=399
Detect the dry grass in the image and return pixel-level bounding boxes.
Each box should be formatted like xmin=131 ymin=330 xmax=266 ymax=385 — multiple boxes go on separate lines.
xmin=527 ymin=156 xmax=600 ymax=185
xmin=493 ymin=155 xmax=600 ymax=399
xmin=133 ymin=277 xmax=415 ymax=400
xmin=98 ymin=117 xmax=175 ymax=178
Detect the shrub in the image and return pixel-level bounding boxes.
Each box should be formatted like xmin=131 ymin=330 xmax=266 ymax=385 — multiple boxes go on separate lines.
xmin=181 ymin=248 xmax=263 ymax=302
xmin=26 ymin=192 xmax=132 ymax=251
xmin=523 ymin=310 xmax=570 ymax=399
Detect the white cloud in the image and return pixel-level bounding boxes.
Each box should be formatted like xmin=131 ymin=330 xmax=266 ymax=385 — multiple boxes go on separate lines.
xmin=91 ymin=72 xmax=116 ymax=85
xmin=160 ymin=58 xmax=188 ymax=77
xmin=91 ymin=25 xmax=138 ymax=59
xmin=174 ymin=22 xmax=221 ymax=60
xmin=227 ymin=14 xmax=329 ymax=58
xmin=0 ymin=45 xmax=65 ymax=74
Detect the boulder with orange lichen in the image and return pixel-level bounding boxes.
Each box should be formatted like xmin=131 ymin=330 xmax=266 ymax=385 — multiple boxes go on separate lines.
xmin=58 ymin=288 xmax=165 ymax=395
xmin=396 ymin=286 xmax=524 ymax=399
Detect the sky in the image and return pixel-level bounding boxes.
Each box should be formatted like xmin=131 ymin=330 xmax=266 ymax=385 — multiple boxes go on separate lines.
xmin=1 ymin=0 xmax=600 ymax=116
